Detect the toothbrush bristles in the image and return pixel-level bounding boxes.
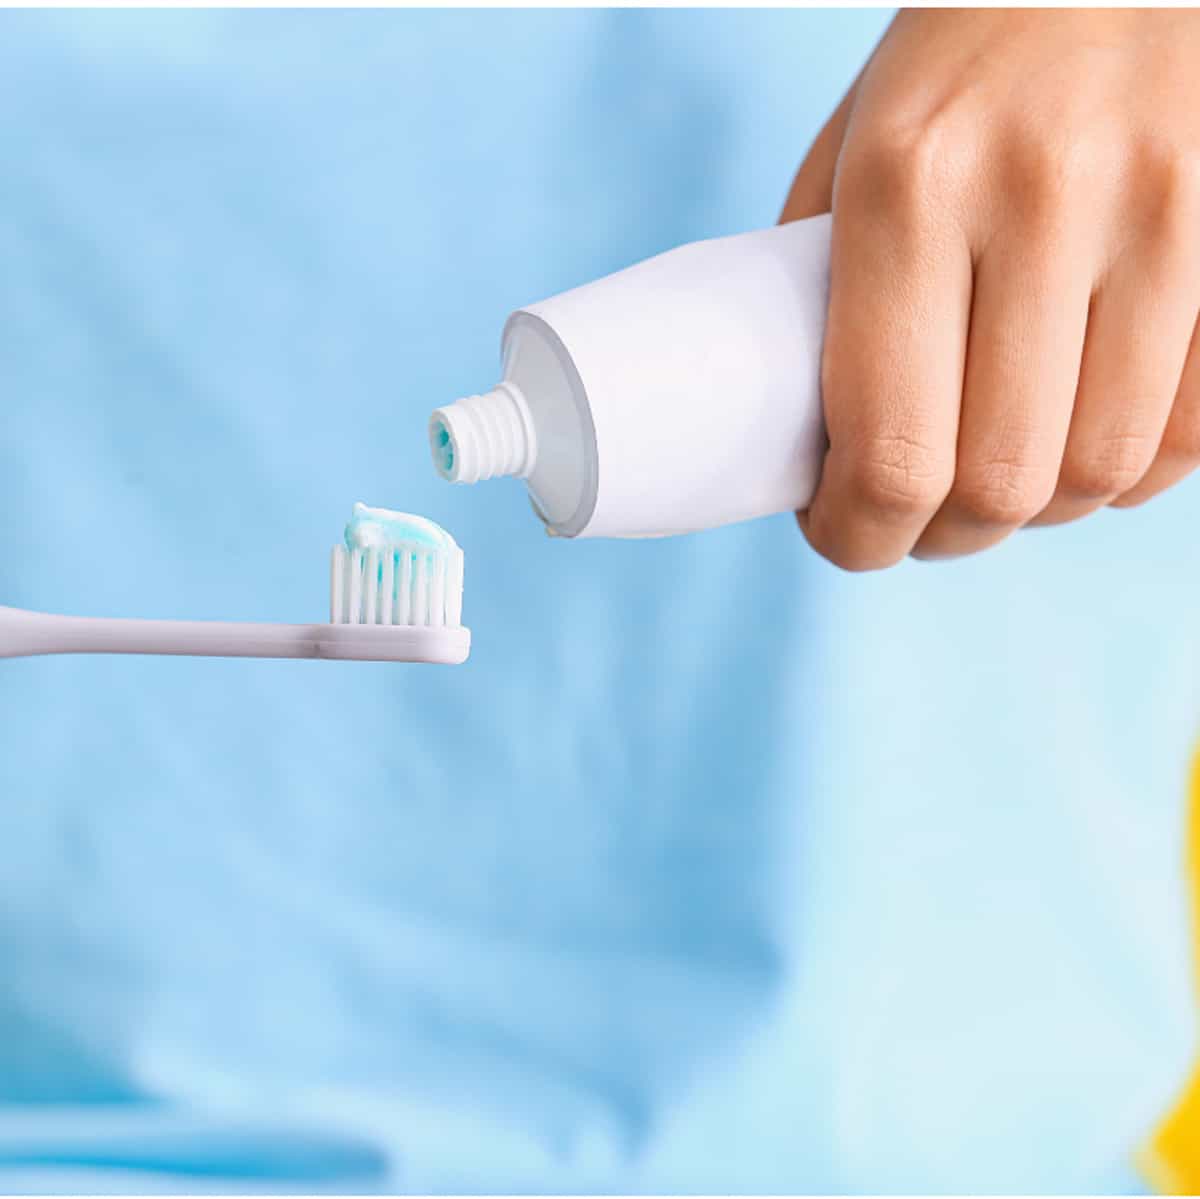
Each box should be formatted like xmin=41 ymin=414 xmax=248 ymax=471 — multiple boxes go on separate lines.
xmin=329 ymin=542 xmax=463 ymax=629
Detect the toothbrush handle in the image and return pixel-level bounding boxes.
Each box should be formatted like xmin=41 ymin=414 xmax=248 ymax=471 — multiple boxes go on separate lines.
xmin=0 ymin=607 xmax=470 ymax=664
xmin=0 ymin=606 xmax=320 ymax=659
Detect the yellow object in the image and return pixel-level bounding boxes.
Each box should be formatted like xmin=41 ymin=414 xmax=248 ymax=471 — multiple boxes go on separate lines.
xmin=1139 ymin=748 xmax=1200 ymax=1195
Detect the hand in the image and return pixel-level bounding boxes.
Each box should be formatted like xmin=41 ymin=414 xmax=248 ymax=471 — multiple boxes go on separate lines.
xmin=782 ymin=9 xmax=1200 ymax=569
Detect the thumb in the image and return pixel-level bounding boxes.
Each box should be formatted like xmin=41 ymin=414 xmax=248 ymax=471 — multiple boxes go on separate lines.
xmin=779 ymin=80 xmax=858 ymax=223
xmin=782 ymin=77 xmax=859 ymax=544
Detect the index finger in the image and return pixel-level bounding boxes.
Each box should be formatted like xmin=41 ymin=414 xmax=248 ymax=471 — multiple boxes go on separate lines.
xmin=799 ymin=140 xmax=973 ymax=571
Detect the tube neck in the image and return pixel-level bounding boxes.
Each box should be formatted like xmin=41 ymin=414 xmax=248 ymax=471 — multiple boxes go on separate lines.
xmin=429 ymin=382 xmax=538 ymax=484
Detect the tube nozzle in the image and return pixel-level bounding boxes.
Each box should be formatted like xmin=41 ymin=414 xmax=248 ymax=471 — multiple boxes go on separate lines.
xmin=429 ymin=383 xmax=537 ymax=484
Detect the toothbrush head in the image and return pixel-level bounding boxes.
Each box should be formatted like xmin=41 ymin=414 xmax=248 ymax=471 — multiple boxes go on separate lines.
xmin=0 ymin=504 xmax=470 ymax=665
xmin=330 ymin=504 xmax=465 ymax=630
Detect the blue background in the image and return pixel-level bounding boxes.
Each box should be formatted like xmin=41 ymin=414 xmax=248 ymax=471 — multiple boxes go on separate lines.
xmin=0 ymin=8 xmax=1198 ymax=1193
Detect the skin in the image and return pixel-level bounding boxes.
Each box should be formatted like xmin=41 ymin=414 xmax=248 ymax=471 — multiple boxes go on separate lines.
xmin=781 ymin=8 xmax=1200 ymax=570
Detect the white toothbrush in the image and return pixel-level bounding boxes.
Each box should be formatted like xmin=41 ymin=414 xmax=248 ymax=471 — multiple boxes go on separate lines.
xmin=0 ymin=536 xmax=470 ymax=665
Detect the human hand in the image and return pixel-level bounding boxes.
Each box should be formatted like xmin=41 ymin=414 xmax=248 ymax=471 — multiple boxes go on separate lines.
xmin=782 ymin=8 xmax=1200 ymax=569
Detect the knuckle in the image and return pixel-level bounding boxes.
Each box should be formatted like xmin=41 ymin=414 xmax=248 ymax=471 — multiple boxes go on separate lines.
xmin=1060 ymin=433 xmax=1157 ymax=500
xmin=842 ymin=122 xmax=961 ymax=226
xmin=951 ymin=457 xmax=1054 ymax=527
xmin=1144 ymin=145 xmax=1200 ymax=235
xmin=1004 ymin=131 xmax=1083 ymax=226
xmin=845 ymin=435 xmax=952 ymax=519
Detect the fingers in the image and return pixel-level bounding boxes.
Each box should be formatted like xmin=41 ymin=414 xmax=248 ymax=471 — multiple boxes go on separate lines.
xmin=911 ymin=227 xmax=1091 ymax=558
xmin=788 ymin=18 xmax=1200 ymax=568
xmin=1110 ymin=317 xmax=1200 ymax=507
xmin=797 ymin=135 xmax=973 ymax=570
xmin=803 ymin=144 xmax=1200 ymax=567
xmin=1031 ymin=183 xmax=1200 ymax=526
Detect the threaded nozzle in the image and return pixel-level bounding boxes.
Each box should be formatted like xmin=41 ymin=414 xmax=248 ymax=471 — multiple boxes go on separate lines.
xmin=429 ymin=383 xmax=537 ymax=484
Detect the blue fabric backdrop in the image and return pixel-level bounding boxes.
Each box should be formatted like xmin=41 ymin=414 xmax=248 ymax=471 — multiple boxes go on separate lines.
xmin=0 ymin=9 xmax=1196 ymax=1193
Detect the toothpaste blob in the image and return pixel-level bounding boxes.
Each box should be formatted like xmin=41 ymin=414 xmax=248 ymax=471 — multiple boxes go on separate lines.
xmin=331 ymin=503 xmax=465 ymax=629
xmin=343 ymin=502 xmax=458 ymax=553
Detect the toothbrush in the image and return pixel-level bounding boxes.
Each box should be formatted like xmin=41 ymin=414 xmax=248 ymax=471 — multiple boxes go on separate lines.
xmin=0 ymin=512 xmax=470 ymax=665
